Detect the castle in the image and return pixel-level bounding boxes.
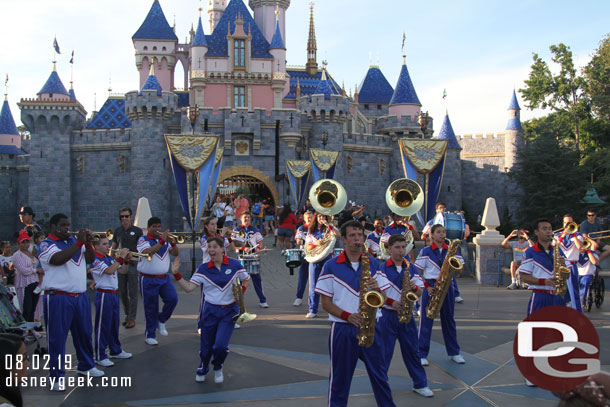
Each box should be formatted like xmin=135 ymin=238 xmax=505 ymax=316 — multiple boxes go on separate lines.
xmin=0 ymin=0 xmax=523 ymax=238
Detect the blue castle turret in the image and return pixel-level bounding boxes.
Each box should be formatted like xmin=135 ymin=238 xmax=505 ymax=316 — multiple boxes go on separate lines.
xmin=433 ymin=112 xmax=462 ymax=210
xmin=505 ymin=89 xmax=523 ymax=169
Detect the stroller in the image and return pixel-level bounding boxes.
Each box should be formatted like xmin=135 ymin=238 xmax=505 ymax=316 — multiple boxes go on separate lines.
xmin=0 ymin=284 xmax=46 ymax=355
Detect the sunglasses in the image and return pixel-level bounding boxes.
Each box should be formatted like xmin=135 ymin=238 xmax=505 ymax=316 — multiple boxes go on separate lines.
xmin=588 ymin=214 xmax=596 ymax=217
xmin=120 ymin=215 xmax=131 ymax=219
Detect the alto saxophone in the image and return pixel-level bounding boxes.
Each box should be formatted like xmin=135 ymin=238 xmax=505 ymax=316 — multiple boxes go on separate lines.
xmin=398 ymin=260 xmax=419 ymax=324
xmin=426 ymin=239 xmax=463 ymax=320
xmin=232 ymin=278 xmax=257 ymax=323
xmin=552 ymin=240 xmax=571 ymax=297
xmin=357 ymin=254 xmax=384 ymax=348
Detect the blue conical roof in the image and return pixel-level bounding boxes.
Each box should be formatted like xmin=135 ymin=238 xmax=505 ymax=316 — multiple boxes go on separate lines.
xmin=38 ymin=71 xmax=69 ymax=96
xmin=141 ymin=75 xmax=162 ymax=96
xmin=0 ymin=100 xmax=19 ymax=136
xmin=193 ymin=17 xmax=207 ymax=46
xmin=508 ymin=89 xmax=520 ymax=110
xmin=313 ymin=70 xmax=332 ymax=100
xmin=269 ymin=20 xmax=285 ymax=49
xmin=132 ymin=0 xmax=178 ymax=41
xmin=434 ymin=113 xmax=461 ymax=150
xmin=389 ymin=63 xmax=420 ymax=105
xmin=69 ymin=88 xmax=76 ymax=101
xmin=359 ymin=66 xmax=394 ymax=104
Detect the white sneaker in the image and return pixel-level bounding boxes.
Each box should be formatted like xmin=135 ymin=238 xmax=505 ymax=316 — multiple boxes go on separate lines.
xmin=110 ymin=351 xmax=132 ymax=359
xmin=259 ymin=302 xmax=269 ymax=308
xmin=420 ymin=358 xmax=429 ymax=366
xmin=507 ymin=282 xmax=518 ymax=290
xmin=50 ymin=380 xmax=65 ymax=392
xmin=413 ymin=387 xmax=434 ymax=397
xmin=33 ymin=285 xmax=42 ymax=294
xmin=196 ymin=373 xmax=205 ymax=383
xmin=77 ymin=367 xmax=105 ymax=377
xmin=234 ymin=323 xmax=240 ymax=329
xmin=214 ymin=369 xmax=224 ymax=383
xmin=145 ymin=337 xmax=158 ymax=346
xmin=525 ymin=379 xmax=536 ymax=387
xmin=280 ymin=250 xmax=286 ymax=255
xmin=293 ymin=298 xmax=303 ymax=306
xmin=158 ymin=322 xmax=168 ymax=336
xmin=197 ymin=328 xmax=201 ymax=335
xmin=455 ymin=296 xmax=464 ymax=303
xmin=306 ymin=312 xmax=317 ymax=318
xmin=451 ymin=355 xmax=466 ymax=364
xmin=95 ymin=358 xmax=114 ymax=367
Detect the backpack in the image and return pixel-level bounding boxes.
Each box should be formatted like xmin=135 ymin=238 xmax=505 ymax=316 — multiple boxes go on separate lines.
xmin=252 ymin=203 xmax=262 ymax=216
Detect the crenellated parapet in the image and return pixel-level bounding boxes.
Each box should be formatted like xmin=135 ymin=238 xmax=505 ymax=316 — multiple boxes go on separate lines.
xmin=124 ymin=90 xmax=178 ymax=121
xmin=298 ymin=94 xmax=350 ymax=124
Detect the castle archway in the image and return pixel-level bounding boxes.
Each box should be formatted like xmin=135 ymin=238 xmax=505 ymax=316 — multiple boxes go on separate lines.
xmin=216 ymin=166 xmax=279 ymax=210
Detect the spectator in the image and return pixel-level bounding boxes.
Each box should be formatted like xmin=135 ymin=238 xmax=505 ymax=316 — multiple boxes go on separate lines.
xmin=13 ymin=231 xmax=40 ymax=325
xmin=224 ymin=199 xmax=235 ymax=228
xmin=211 ymin=196 xmax=227 ymax=229
xmin=0 ymin=333 xmax=28 ymax=407
xmin=0 ymin=242 xmax=14 ymax=285
xmin=264 ymin=199 xmax=275 ymax=235
xmin=18 ymin=206 xmax=41 ymax=238
xmin=298 ymin=198 xmax=314 ymax=216
xmin=251 ymin=198 xmax=265 ymax=233
xmin=234 ymin=193 xmax=250 ymax=220
xmin=277 ymin=204 xmax=297 ymax=252
xmin=501 ymin=229 xmax=533 ymax=289
xmin=338 ymin=201 xmax=365 ymax=227
xmin=580 ymin=209 xmax=610 ymax=262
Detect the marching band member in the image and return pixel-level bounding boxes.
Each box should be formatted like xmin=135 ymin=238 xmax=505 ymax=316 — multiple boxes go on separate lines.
xmin=293 ymin=210 xmax=313 ymax=306
xmin=380 ymin=213 xmax=418 ymax=262
xmin=137 ymin=217 xmax=179 ymax=345
xmin=170 ymin=236 xmax=251 ymax=384
xmin=199 ymin=217 xmax=234 ymax=330
xmin=315 ymin=220 xmax=395 ymax=407
xmin=234 ymin=212 xmax=267 ymax=308
xmin=366 ymin=219 xmax=384 ymax=258
xmin=577 ymin=242 xmax=599 ymax=310
xmin=415 ymin=224 xmax=465 ymax=366
xmin=90 ymin=236 xmax=133 ymax=366
xmin=304 ymin=213 xmax=340 ymax=318
xmin=554 ymin=214 xmax=584 ymax=312
xmin=378 ymin=234 xmax=433 ymax=398
xmin=39 ymin=214 xmax=103 ymax=390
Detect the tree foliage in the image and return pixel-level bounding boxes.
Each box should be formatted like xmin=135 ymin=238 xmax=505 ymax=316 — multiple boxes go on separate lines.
xmin=585 ymin=35 xmax=610 ymax=122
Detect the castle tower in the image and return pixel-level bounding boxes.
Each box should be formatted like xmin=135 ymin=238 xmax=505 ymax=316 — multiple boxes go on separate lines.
xmin=269 ymin=7 xmax=288 ymax=108
xmin=305 ymin=2 xmax=318 ymax=76
xmin=0 ymin=94 xmax=22 ymax=151
xmin=433 ymin=112 xmax=462 ymax=211
xmin=132 ymin=0 xmax=178 ymax=91
xmin=389 ymin=55 xmax=421 ymax=121
xmin=504 ymin=89 xmax=523 ymax=169
xmin=190 ymin=14 xmax=208 ymax=106
xmin=19 ymin=64 xmax=86 ymax=220
xmin=358 ymin=64 xmax=394 ymax=118
xmin=249 ymin=0 xmax=290 ymax=45
xmin=208 ymin=0 xmax=228 ymax=33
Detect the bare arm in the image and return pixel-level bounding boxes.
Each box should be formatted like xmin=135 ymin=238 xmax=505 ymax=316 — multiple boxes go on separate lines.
xmin=588 ymin=251 xmax=599 ymax=265
xmin=170 ymin=257 xmax=198 ymax=292
xmin=501 ymin=230 xmax=517 ymax=248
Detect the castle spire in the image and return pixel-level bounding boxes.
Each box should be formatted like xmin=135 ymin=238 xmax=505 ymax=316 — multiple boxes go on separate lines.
xmin=506 ymin=89 xmax=522 ymax=131
xmin=306 ymin=1 xmax=318 ymax=76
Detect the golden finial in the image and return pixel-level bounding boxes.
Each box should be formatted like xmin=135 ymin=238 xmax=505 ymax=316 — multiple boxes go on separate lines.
xmin=149 ymin=57 xmax=156 ymax=76
xmin=296 ymin=78 xmax=301 ymax=99
xmin=310 ymin=1 xmax=314 ymax=12
xmin=322 ymin=60 xmax=328 ymax=70
xmin=275 ymin=1 xmax=280 ymax=21
xmin=4 ymin=74 xmax=8 ymax=101
xmin=341 ymin=81 xmax=346 ymax=96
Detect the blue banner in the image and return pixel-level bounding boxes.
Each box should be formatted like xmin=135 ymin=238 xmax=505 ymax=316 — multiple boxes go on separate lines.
xmin=193 ymin=151 xmax=218 ymax=231
xmin=299 ymin=170 xmax=310 ymax=207
xmin=310 ymin=158 xmax=320 ymax=182
xmin=426 ymin=156 xmax=446 ymax=222
xmin=168 ymin=154 xmax=192 ymax=229
xmin=207 ymin=150 xmax=224 ymax=214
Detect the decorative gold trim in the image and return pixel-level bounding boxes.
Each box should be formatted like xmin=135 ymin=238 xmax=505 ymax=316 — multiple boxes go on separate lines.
xmin=461 ymin=152 xmax=505 ymax=158
xmin=342 ymin=144 xmax=393 ymax=154
xmin=71 ymin=142 xmax=131 ymax=152
xmin=191 ymin=70 xmax=206 ymax=79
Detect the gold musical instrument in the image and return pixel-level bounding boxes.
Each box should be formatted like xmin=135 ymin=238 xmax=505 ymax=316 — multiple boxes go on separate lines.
xmin=426 ymin=239 xmax=463 ymax=319
xmin=128 ymin=251 xmax=152 ymax=262
xmin=166 ymin=233 xmax=185 ymax=244
xmin=586 ymin=229 xmax=610 ymax=239
xmin=552 ymin=238 xmax=571 ymax=297
xmin=398 ymin=263 xmax=419 ymax=324
xmin=70 ymin=229 xmax=114 ymax=242
xmin=553 ymin=222 xmax=578 ymax=235
xmin=232 ymin=278 xmax=257 ymax=323
xmin=357 ymin=254 xmax=384 ymax=348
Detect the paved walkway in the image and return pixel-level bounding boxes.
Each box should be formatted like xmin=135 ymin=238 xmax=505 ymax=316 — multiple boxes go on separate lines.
xmin=21 ymin=236 xmax=610 ymax=406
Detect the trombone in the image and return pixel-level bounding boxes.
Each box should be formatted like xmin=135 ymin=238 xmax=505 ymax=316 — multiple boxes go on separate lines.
xmin=553 ymin=222 xmax=578 ymax=235
xmin=586 ymin=229 xmax=610 ymax=239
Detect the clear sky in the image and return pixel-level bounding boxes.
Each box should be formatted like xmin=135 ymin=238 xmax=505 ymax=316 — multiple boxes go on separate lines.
xmin=2 ymin=0 xmax=609 ymax=135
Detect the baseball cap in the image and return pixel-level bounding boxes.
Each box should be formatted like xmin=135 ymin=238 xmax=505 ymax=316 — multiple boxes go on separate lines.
xmin=19 ymin=206 xmax=35 ymax=216
xmin=17 ymin=230 xmax=31 ymax=243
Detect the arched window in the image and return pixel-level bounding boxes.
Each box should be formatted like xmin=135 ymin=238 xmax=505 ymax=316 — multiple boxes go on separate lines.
xmin=143 ymin=46 xmax=148 ymax=51
xmin=153 ymin=46 xmax=157 ymax=51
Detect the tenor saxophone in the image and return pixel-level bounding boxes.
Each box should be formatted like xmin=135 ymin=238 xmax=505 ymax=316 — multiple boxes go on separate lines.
xmin=232 ymin=278 xmax=257 ymax=323
xmin=398 ymin=261 xmax=419 ymax=324
xmin=357 ymin=254 xmax=384 ymax=348
xmin=553 ymin=241 xmax=571 ymax=297
xmin=426 ymin=239 xmax=463 ymax=320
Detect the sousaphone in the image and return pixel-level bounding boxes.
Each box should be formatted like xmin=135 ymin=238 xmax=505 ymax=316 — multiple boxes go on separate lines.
xmin=304 ymin=179 xmax=347 ymax=263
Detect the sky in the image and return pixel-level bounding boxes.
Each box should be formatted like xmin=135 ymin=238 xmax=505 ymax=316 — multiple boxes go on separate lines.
xmin=1 ymin=0 xmax=610 ymax=135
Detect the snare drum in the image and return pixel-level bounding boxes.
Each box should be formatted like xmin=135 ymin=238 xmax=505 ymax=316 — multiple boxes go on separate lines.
xmin=332 ymin=248 xmax=343 ymax=258
xmin=284 ymin=249 xmax=303 ymax=268
xmin=239 ymin=254 xmax=261 ymax=275
xmin=433 ymin=212 xmax=466 ymax=240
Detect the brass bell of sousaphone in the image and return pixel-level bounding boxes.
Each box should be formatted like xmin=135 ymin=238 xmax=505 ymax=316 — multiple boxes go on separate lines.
xmin=309 ymin=179 xmax=348 ymax=216
xmin=385 ymin=178 xmax=424 ymax=217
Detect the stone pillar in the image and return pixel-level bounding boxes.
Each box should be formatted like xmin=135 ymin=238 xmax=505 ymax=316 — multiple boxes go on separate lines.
xmin=473 ymin=197 xmax=505 ymax=285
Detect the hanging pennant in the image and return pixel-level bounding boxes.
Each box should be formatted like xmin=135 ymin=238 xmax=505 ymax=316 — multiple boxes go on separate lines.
xmin=286 ymin=160 xmax=311 ymax=207
xmin=309 ymin=149 xmax=340 ymax=181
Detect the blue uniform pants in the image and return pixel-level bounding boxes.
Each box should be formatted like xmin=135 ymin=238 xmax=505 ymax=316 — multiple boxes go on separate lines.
xmin=94 ymin=291 xmax=123 ymax=361
xmin=139 ymin=274 xmax=178 ymax=339
xmin=527 ymin=290 xmax=566 ymax=316
xmin=197 ymin=286 xmax=205 ymax=330
xmin=564 ymin=263 xmax=582 ymax=312
xmin=378 ymin=309 xmax=427 ymax=389
xmin=197 ymin=303 xmax=238 ymax=375
xmin=418 ymin=280 xmax=460 ymax=358
xmin=43 ymin=292 xmax=95 ymax=378
xmin=452 ymin=276 xmax=460 ymax=297
xmin=296 ymin=260 xmax=309 ymax=299
xmin=328 ymin=322 xmax=395 ymax=407
xmin=579 ymin=275 xmax=594 ymax=308
xmin=249 ymin=273 xmax=266 ymax=303
xmin=308 ymin=261 xmax=324 ymax=314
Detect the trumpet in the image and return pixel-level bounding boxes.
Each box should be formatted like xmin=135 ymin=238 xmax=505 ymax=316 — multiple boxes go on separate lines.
xmin=127 ymin=251 xmax=153 ymax=262
xmin=69 ymin=228 xmax=114 ymax=241
xmin=154 ymin=232 xmax=185 ymax=244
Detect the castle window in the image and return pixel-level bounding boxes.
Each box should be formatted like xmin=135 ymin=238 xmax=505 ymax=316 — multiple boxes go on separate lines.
xmin=234 ymin=39 xmax=245 ymax=68
xmin=143 ymin=46 xmax=148 ymax=51
xmin=234 ymin=86 xmax=246 ymax=107
xmin=364 ymin=104 xmax=369 ymax=110
xmin=153 ymin=46 xmax=157 ymax=51
xmin=377 ymin=105 xmax=382 ymax=110
xmin=162 ymin=46 xmax=167 ymax=51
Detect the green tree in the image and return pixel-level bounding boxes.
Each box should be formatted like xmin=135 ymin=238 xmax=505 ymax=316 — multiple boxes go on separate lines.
xmin=581 ymin=150 xmax=610 ymax=212
xmin=585 ymin=35 xmax=610 ymax=122
xmin=520 ymin=44 xmax=589 ymax=152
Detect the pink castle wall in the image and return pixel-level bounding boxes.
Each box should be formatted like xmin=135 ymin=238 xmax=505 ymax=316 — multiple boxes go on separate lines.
xmin=0 ymin=134 xmax=21 ymax=148
xmin=389 ymin=104 xmax=421 ymax=121
xmin=205 ymin=84 xmax=228 ymax=110
xmin=251 ymin=85 xmax=274 ymax=111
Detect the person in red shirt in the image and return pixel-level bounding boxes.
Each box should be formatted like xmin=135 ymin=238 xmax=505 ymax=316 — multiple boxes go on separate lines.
xmin=233 ymin=194 xmax=250 ymax=220
xmin=277 ymin=204 xmax=297 ymax=253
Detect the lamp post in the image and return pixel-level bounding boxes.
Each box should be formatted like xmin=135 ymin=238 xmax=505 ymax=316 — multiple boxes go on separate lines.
xmin=187 ymin=105 xmax=200 ymax=276
xmin=321 ymin=131 xmax=328 ymax=147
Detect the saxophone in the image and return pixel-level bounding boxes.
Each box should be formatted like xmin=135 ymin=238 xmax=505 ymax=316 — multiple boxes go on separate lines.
xmin=357 ymin=254 xmax=384 ymax=348
xmin=426 ymin=239 xmax=463 ymax=320
xmin=398 ymin=260 xmax=419 ymax=324
xmin=232 ymin=278 xmax=257 ymax=323
xmin=552 ymin=240 xmax=571 ymax=297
